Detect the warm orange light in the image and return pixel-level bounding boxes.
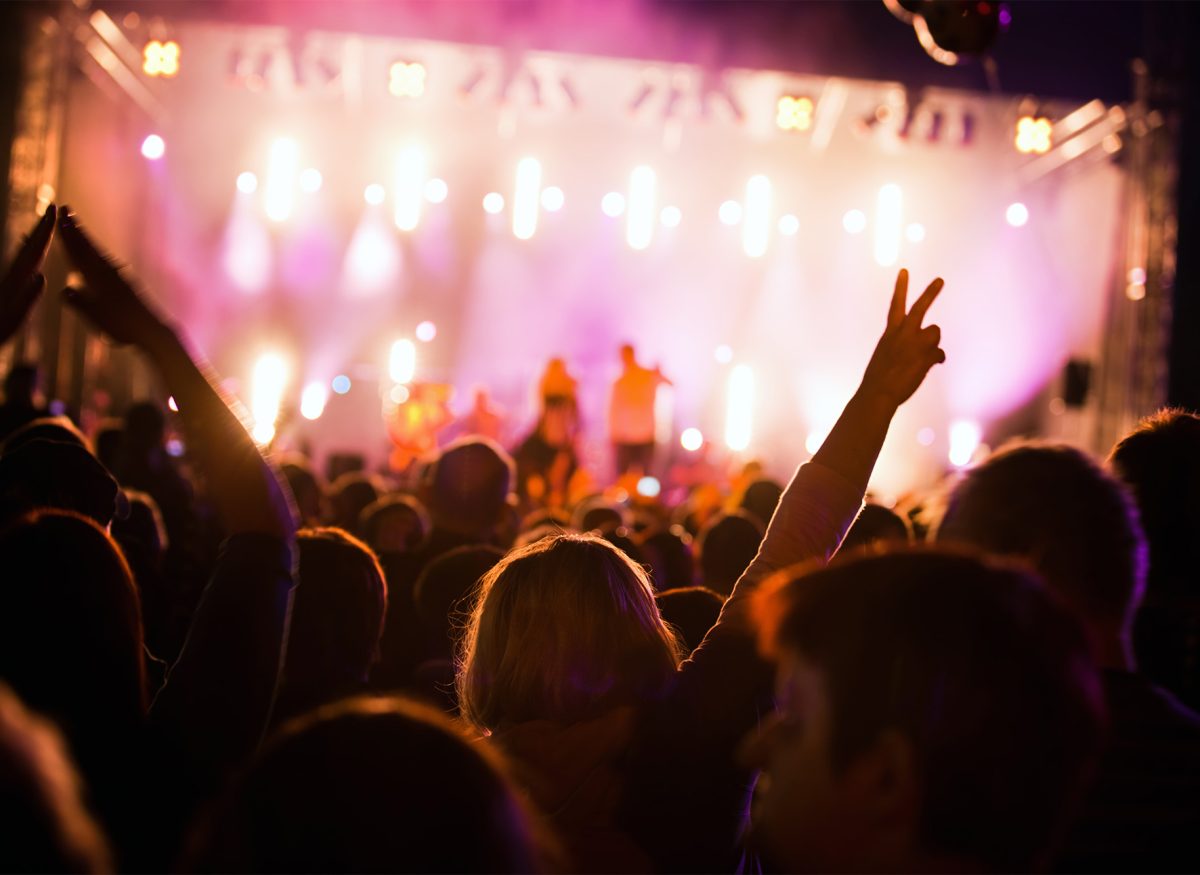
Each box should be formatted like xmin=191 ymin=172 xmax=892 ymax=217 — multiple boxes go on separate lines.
xmin=143 ymin=40 xmax=180 ymax=78
xmin=776 ymin=95 xmax=814 ymax=132
xmin=389 ymin=61 xmax=426 ymax=98
xmin=1015 ymin=116 xmax=1053 ymax=154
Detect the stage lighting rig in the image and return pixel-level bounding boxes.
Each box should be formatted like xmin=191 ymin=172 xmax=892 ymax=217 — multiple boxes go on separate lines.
xmin=776 ymin=95 xmax=814 ymax=132
xmin=884 ymin=0 xmax=1007 ymax=66
xmin=1015 ymin=115 xmax=1053 ymax=154
xmin=142 ymin=39 xmax=180 ymax=78
xmin=389 ymin=61 xmax=426 ymax=98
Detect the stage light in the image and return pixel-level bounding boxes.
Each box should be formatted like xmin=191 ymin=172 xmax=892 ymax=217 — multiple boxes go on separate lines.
xmin=680 ymin=427 xmax=704 ymax=452
xmin=389 ymin=61 xmax=426 ymax=98
xmin=626 ymin=165 xmax=657 ymax=250
xmin=415 ymin=320 xmax=437 ymax=342
xmin=776 ymin=95 xmax=814 ymax=132
xmin=251 ymin=353 xmax=289 ymax=446
xmin=949 ymin=420 xmax=982 ymax=467
xmin=424 ymin=178 xmax=448 ymax=203
xmin=1015 ymin=115 xmax=1053 ymax=154
xmin=142 ymin=39 xmax=180 ymax=78
xmin=1005 ymin=202 xmax=1028 ymax=227
xmin=742 ymin=175 xmax=772 ymax=258
xmin=874 ymin=184 xmax=903 ymax=267
xmin=300 ymin=381 xmax=328 ymax=421
xmin=804 ymin=429 xmax=828 ymax=455
xmin=331 ymin=375 xmax=351 ymax=395
xmin=389 ymin=384 xmax=410 ymax=404
xmin=299 ymin=168 xmax=322 ymax=193
xmin=541 ymin=186 xmax=565 ymax=212
xmin=363 ymin=183 xmax=385 ymax=206
xmin=601 ymin=192 xmax=625 ymax=218
xmin=236 ymin=171 xmax=258 ymax=194
xmin=719 ymin=200 xmax=742 ymax=226
xmin=389 ymin=338 xmax=417 ymax=384
xmin=394 ymin=145 xmax=426 ymax=231
xmin=906 ymin=222 xmax=926 ymax=242
xmin=917 ymin=426 xmax=936 ymax=446
xmin=1129 ymin=267 xmax=1146 ymax=285
xmin=778 ymin=214 xmax=800 ymax=236
xmin=167 ymin=396 xmax=178 ymax=412
xmin=660 ymin=206 xmax=682 ymax=228
xmin=483 ymin=192 xmax=505 ymax=214
xmin=265 ymin=138 xmax=299 ymax=222
xmin=636 ymin=476 xmax=661 ymax=498
xmin=140 ymin=134 xmax=165 ymax=160
xmin=714 ymin=344 xmax=733 ymax=364
xmin=724 ymin=364 xmax=754 ymax=452
xmin=843 ymin=209 xmax=867 ymax=234
xmin=513 ymin=157 xmax=543 ymax=240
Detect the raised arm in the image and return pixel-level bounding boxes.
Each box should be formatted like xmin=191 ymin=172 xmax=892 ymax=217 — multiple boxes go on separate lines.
xmin=1 ymin=205 xmax=55 ymax=344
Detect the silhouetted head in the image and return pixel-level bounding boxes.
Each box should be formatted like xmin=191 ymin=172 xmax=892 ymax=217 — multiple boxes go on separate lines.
xmin=92 ymin=420 xmax=124 ymax=475
xmin=619 ymin=343 xmax=636 ymax=367
xmin=570 ymin=495 xmax=628 ymax=534
xmin=279 ymin=455 xmax=325 ymax=527
xmin=358 ymin=494 xmax=430 ymax=555
xmin=458 ymin=533 xmax=682 ymax=729
xmin=122 ymin=402 xmax=166 ymax=455
xmin=0 ymin=440 xmax=126 ymax=528
xmin=421 ymin=438 xmax=514 ymax=539
xmin=328 ymin=472 xmax=380 ymax=535
xmin=190 ymin=697 xmax=543 ymax=873
xmin=640 ymin=526 xmax=695 ymax=591
xmin=3 ymin=417 xmax=90 ymax=456
xmin=748 ymin=548 xmax=1105 ymax=873
xmin=414 ymin=545 xmax=504 ymax=661
xmin=840 ymin=503 xmax=911 ymax=553
xmin=656 ymin=586 xmax=723 ymax=654
xmin=696 ymin=510 xmax=764 ymax=596
xmin=3 ymin=363 xmax=39 ymax=407
xmin=936 ymin=442 xmax=1147 ymax=661
xmin=740 ymin=478 xmax=784 ymax=529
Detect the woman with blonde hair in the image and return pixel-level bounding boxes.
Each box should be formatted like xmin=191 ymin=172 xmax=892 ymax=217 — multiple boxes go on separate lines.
xmin=458 ymin=270 xmax=947 ymax=872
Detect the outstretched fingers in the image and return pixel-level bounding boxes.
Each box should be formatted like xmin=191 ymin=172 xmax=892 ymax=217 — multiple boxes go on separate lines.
xmin=906 ymin=277 xmax=944 ymax=327
xmin=8 ymin=206 xmax=56 ymax=282
xmin=56 ymin=208 xmax=116 ymax=282
xmin=888 ymin=269 xmax=909 ymax=328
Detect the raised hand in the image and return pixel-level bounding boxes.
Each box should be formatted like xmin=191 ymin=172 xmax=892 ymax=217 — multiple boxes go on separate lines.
xmin=858 ymin=268 xmax=946 ymax=408
xmin=0 ymin=205 xmax=56 ymax=343
xmin=56 ymin=208 xmax=167 ymax=347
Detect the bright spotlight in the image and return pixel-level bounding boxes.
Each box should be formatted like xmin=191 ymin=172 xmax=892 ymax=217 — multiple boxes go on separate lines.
xmin=626 ymin=165 xmax=657 ymax=250
xmin=300 ymin=381 xmax=328 ymax=421
xmin=424 ymin=178 xmax=448 ymax=203
xmin=680 ymin=427 xmax=704 ymax=452
xmin=843 ymin=209 xmax=867 ymax=234
xmin=715 ymin=344 xmax=734 ymax=363
xmin=776 ymin=95 xmax=814 ymax=131
xmin=949 ymin=420 xmax=982 ymax=467
xmin=415 ymin=320 xmax=437 ymax=342
xmin=725 ymin=364 xmax=754 ymax=452
xmin=743 ymin=175 xmax=772 ymax=258
xmin=874 ymin=184 xmax=902 ymax=267
xmin=719 ymin=200 xmax=742 ymax=226
xmin=778 ymin=214 xmax=800 ymax=236
xmin=299 ymin=168 xmax=323 ymax=193
xmin=364 ymin=183 xmax=386 ymax=205
xmin=142 ymin=39 xmax=180 ymax=77
xmin=265 ymin=138 xmax=300 ymax=221
xmin=236 ymin=171 xmax=258 ymax=194
xmin=389 ymin=384 xmax=410 ymax=404
xmin=389 ymin=338 xmax=417 ymax=384
xmin=660 ymin=206 xmax=682 ymax=228
xmin=1014 ymin=115 xmax=1053 ymax=154
xmin=541 ymin=186 xmax=565 ymax=212
xmin=167 ymin=396 xmax=178 ymax=412
xmin=906 ymin=222 xmax=926 ymax=243
xmin=513 ymin=157 xmax=543 ymax=240
xmin=804 ymin=429 xmax=829 ymax=455
xmin=483 ymin=192 xmax=505 ymax=214
xmin=394 ymin=145 xmax=426 ymax=232
xmin=601 ymin=191 xmax=625 ymax=218
xmin=331 ymin=375 xmax=352 ymax=395
xmin=251 ymin=353 xmax=289 ymax=446
xmin=140 ymin=134 xmax=165 ymax=160
xmin=1006 ymin=202 xmax=1029 ymax=227
xmin=636 ymin=476 xmax=661 ymax=498
xmin=388 ymin=61 xmax=426 ymax=98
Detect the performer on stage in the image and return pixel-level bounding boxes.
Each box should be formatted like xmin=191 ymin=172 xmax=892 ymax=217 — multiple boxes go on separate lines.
xmin=608 ymin=343 xmax=671 ymax=477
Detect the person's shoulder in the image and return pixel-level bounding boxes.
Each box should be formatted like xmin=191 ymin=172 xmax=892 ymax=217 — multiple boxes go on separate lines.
xmin=1105 ymin=670 xmax=1200 ymax=736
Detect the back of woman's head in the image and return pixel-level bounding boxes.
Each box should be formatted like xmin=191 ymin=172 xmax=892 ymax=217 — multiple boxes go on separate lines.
xmin=458 ymin=533 xmax=681 ymax=730
xmin=188 ymin=697 xmax=543 ymax=873
xmin=358 ymin=493 xmax=430 ymax=555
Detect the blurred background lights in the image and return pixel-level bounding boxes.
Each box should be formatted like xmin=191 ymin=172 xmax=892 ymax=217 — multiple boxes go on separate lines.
xmin=917 ymin=426 xmax=936 ymax=446
xmin=513 ymin=157 xmax=543 ymax=240
xmin=719 ymin=200 xmax=742 ymax=226
xmin=265 ymin=138 xmax=299 ymax=221
xmin=483 ymin=192 xmax=505 ymax=214
xmin=724 ymin=364 xmax=755 ymax=451
xmin=906 ymin=222 xmax=926 ymax=242
xmin=389 ymin=339 xmax=417 ymax=384
xmin=804 ymin=429 xmax=828 ymax=455
xmin=236 ymin=171 xmax=258 ymax=194
xmin=601 ymin=191 xmax=625 ymax=217
xmin=389 ymin=384 xmax=411 ymax=404
xmin=142 ymin=40 xmax=180 ymax=77
xmin=540 ymin=185 xmax=565 ymax=212
xmin=424 ymin=178 xmax=448 ymax=203
xmin=300 ymin=382 xmax=328 ymax=421
xmin=415 ymin=320 xmax=438 ymax=342
xmin=843 ymin=209 xmax=867 ymax=234
xmin=778 ymin=214 xmax=800 ymax=236
xmin=714 ymin=344 xmax=733 ymax=363
xmin=250 ymin=353 xmax=289 ymax=445
xmin=1006 ymin=202 xmax=1029 ymax=227
xmin=637 ymin=476 xmax=661 ymax=498
xmin=140 ymin=134 xmax=165 ymax=160
xmin=680 ymin=427 xmax=704 ymax=452
xmin=331 ymin=375 xmax=352 ymax=395
xmin=776 ymin=95 xmax=814 ymax=131
xmin=626 ymin=165 xmax=658 ymax=250
xmin=949 ymin=420 xmax=983 ymax=467
xmin=298 ymin=168 xmax=323 ymax=193
xmin=388 ymin=61 xmax=426 ymax=98
xmin=660 ymin=205 xmax=682 ymax=228
xmin=1015 ymin=115 xmax=1053 ymax=154
xmin=363 ymin=183 xmax=386 ymax=205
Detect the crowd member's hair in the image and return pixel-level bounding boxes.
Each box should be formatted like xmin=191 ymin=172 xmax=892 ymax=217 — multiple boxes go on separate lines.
xmin=92 ymin=419 xmax=124 ymax=474
xmin=1109 ymin=408 xmax=1200 ymax=596
xmin=656 ymin=586 xmax=723 ymax=655
xmin=640 ymin=526 xmax=695 ymax=591
xmin=840 ymin=502 xmax=911 ymax=553
xmin=696 ymin=510 xmax=764 ymax=596
xmin=0 ymin=439 xmax=126 ymax=527
xmin=2 ymin=416 xmax=91 ymax=455
xmin=358 ymin=493 xmax=430 ymax=555
xmin=570 ymin=495 xmax=628 ymax=534
xmin=3 ymin=363 xmax=39 ymax=405
xmin=755 ymin=548 xmax=1106 ymax=872
xmin=936 ymin=441 xmax=1148 ymax=633
xmin=414 ymin=545 xmax=504 ymax=661
xmin=327 ymin=472 xmax=380 ymax=535
xmin=289 ymin=528 xmax=388 ymax=685
xmin=0 ymin=684 xmax=111 ymax=874
xmin=187 ymin=697 xmax=546 ymax=873
xmin=740 ymin=478 xmax=783 ymax=528
xmin=278 ymin=455 xmax=324 ymax=527
xmin=458 ymin=532 xmax=682 ymax=729
xmin=422 ymin=437 xmax=515 ymax=537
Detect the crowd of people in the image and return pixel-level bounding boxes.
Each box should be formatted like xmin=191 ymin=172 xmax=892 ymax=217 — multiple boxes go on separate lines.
xmin=0 ymin=203 xmax=1198 ymax=873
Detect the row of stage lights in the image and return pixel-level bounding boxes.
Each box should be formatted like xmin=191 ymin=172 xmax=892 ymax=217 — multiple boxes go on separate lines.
xmin=139 ymin=134 xmax=1033 ymax=262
